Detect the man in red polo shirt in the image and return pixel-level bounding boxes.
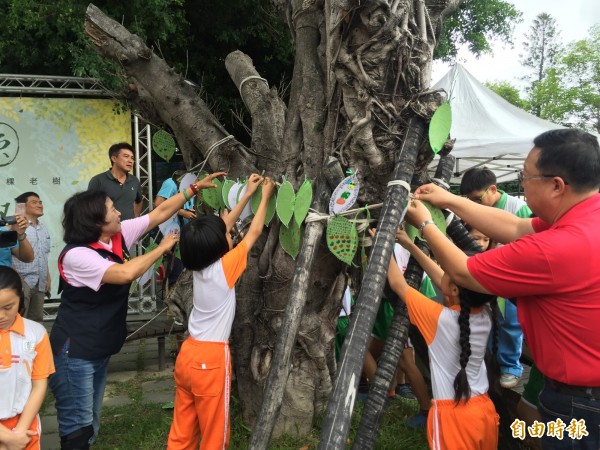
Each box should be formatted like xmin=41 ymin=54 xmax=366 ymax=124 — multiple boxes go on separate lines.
xmin=407 ymin=128 xmax=600 ymax=450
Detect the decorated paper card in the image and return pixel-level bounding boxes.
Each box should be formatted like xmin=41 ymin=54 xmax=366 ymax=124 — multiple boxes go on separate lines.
xmin=152 ymin=130 xmax=176 ymax=162
xmin=222 ymin=179 xmax=236 ymax=209
xmin=329 ymin=173 xmax=360 ymax=215
xmin=276 ymin=180 xmax=296 ymax=226
xmin=423 ymin=201 xmax=447 ymax=235
xmin=428 ymin=102 xmax=452 ymax=154
xmin=235 ymin=182 xmax=253 ymax=221
xmin=294 ymin=179 xmax=313 ymax=226
xmin=180 ymin=172 xmax=198 ymax=194
xmin=227 ymin=181 xmax=244 ymax=212
xmin=326 ymin=215 xmax=358 ymax=265
xmin=279 ymin=219 xmax=302 ymax=259
xmin=202 ymin=177 xmax=223 ymax=211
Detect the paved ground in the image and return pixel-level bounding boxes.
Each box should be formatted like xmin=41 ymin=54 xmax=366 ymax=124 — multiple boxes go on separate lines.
xmin=39 ymin=338 xmax=178 ymax=450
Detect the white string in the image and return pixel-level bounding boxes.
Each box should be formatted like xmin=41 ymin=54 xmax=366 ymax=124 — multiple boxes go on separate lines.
xmin=386 ymin=179 xmax=411 ymax=192
xmin=304 ymin=202 xmax=384 ymax=224
xmin=188 ymin=135 xmax=234 ymax=174
xmin=239 ymin=75 xmax=269 ymax=92
xmin=431 ymin=177 xmax=449 ymax=190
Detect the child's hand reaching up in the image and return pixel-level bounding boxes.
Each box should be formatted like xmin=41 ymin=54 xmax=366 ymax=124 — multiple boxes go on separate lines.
xmin=261 ymin=177 xmax=276 ymax=198
xmin=244 ymin=173 xmax=265 ymax=197
xmin=395 ymin=226 xmax=414 ymax=248
xmin=195 ymin=171 xmax=227 ymax=191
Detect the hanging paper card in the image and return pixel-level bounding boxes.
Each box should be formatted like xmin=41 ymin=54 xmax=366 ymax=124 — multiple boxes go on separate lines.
xmin=428 ymin=102 xmax=452 ymax=154
xmin=276 ymin=180 xmax=296 ymax=226
xmin=222 ymin=179 xmax=235 ymax=209
xmin=158 ymin=213 xmax=180 ymax=238
xmin=406 ymin=200 xmax=447 ymax=241
xmin=326 ymin=216 xmax=358 ymax=265
xmin=294 ymin=179 xmax=313 ymax=226
xmin=235 ymin=182 xmax=253 ymax=222
xmin=279 ymin=220 xmax=302 ymax=259
xmin=175 ymin=245 xmax=181 ymax=260
xmin=152 ymin=130 xmax=176 ymax=161
xmin=180 ymin=172 xmax=198 ymax=191
xmin=203 ymin=177 xmax=223 ymax=211
xmin=405 ymin=223 xmax=419 ymax=242
xmin=191 ymin=171 xmax=209 ymax=206
xmin=227 ymin=182 xmax=244 ymax=212
xmin=329 ymin=174 xmax=360 ymax=215
xmin=423 ymin=200 xmax=447 ymax=235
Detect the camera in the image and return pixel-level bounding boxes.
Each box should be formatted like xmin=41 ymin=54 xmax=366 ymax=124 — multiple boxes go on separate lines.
xmin=0 ymin=230 xmax=18 ymax=248
xmin=0 ymin=215 xmax=17 ymax=226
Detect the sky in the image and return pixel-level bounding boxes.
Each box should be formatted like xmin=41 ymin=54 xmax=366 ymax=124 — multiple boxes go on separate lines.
xmin=431 ymin=0 xmax=600 ymax=91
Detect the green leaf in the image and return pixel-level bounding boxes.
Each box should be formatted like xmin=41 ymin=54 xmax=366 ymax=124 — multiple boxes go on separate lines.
xmin=279 ymin=220 xmax=302 ymax=259
xmin=195 ymin=171 xmax=209 ymax=206
xmin=276 ymin=180 xmax=296 ymax=226
xmin=294 ymin=179 xmax=313 ymax=226
xmin=145 ymin=243 xmax=163 ymax=270
xmin=174 ymin=245 xmax=181 ymax=260
xmin=222 ymin=179 xmax=236 ymax=209
xmin=152 ymin=130 xmax=176 ymax=161
xmin=326 ymin=216 xmax=358 ymax=265
xmin=203 ymin=177 xmax=222 ymax=211
xmin=423 ymin=201 xmax=447 ymax=235
xmin=428 ymin=102 xmax=452 ymax=154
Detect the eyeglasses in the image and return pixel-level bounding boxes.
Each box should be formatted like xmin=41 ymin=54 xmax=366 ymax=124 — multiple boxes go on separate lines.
xmin=468 ymin=186 xmax=490 ymax=204
xmin=517 ymin=171 xmax=568 ymax=185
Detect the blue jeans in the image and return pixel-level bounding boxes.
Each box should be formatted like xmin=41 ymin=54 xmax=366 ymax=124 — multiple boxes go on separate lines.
xmin=539 ymin=383 xmax=600 ymax=449
xmin=497 ymin=299 xmax=523 ymax=377
xmin=49 ymin=341 xmax=110 ymax=443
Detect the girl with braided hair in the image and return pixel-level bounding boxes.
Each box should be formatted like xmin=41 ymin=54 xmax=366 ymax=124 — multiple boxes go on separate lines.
xmin=386 ymin=242 xmax=500 ymax=450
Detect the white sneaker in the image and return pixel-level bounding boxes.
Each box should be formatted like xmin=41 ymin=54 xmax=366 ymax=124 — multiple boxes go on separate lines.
xmin=499 ymin=373 xmax=520 ymax=389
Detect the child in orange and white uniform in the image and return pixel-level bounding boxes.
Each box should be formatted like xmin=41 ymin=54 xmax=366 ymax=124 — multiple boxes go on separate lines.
xmin=0 ymin=266 xmax=55 ymax=450
xmin=386 ymin=240 xmax=500 ymax=450
xmin=167 ymin=173 xmax=276 ymax=450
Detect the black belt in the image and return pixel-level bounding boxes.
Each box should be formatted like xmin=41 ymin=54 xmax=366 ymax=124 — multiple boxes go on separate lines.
xmin=545 ymin=377 xmax=600 ymax=400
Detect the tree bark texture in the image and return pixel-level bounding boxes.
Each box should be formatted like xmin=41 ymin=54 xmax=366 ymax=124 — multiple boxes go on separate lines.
xmin=85 ymin=0 xmax=465 ymax=443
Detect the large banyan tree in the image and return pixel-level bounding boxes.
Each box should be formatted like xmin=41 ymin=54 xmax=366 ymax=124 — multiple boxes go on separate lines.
xmin=83 ymin=1 xmax=518 ymax=447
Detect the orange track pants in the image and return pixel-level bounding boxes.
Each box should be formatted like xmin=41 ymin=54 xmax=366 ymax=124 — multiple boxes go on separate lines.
xmin=0 ymin=414 xmax=41 ymax=449
xmin=428 ymin=393 xmax=499 ymax=450
xmin=167 ymin=338 xmax=231 ymax=450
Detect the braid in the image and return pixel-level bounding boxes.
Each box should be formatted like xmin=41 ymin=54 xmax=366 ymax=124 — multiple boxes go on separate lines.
xmin=486 ymin=298 xmax=501 ymax=378
xmin=453 ymin=303 xmax=472 ymax=403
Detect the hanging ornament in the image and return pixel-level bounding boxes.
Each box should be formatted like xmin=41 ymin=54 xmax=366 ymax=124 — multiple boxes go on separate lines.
xmin=152 ymin=130 xmax=176 ymax=161
xmin=327 ymin=215 xmax=358 ymax=265
xmin=222 ymin=179 xmax=236 ymax=209
xmin=405 ymin=200 xmax=447 ymax=241
xmin=329 ymin=172 xmax=360 ymax=215
xmin=279 ymin=220 xmax=302 ymax=259
xmin=428 ymin=102 xmax=452 ymax=154
xmin=227 ymin=181 xmax=244 ymax=212
xmin=294 ymin=179 xmax=313 ymax=226
xmin=202 ymin=177 xmax=223 ymax=211
xmin=276 ymin=180 xmax=296 ymax=226
xmin=235 ymin=181 xmax=253 ymax=222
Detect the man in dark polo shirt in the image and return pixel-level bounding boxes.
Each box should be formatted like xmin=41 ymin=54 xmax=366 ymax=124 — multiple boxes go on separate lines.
xmin=88 ymin=143 xmax=143 ymax=220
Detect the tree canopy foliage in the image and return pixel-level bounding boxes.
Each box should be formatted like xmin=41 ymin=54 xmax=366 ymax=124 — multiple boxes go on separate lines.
xmin=485 ymin=80 xmax=527 ymax=109
xmin=530 ymin=25 xmax=600 ymax=133
xmin=0 ymin=0 xmax=520 ymax=128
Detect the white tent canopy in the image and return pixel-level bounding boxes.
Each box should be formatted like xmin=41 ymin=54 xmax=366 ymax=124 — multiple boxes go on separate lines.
xmin=429 ymin=64 xmax=564 ymax=185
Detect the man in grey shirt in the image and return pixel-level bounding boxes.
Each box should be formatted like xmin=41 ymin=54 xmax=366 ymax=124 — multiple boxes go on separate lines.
xmin=88 ymin=143 xmax=143 ymax=220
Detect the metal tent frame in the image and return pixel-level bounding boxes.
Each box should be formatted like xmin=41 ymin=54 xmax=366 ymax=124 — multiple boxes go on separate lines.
xmin=0 ymin=74 xmax=159 ymax=318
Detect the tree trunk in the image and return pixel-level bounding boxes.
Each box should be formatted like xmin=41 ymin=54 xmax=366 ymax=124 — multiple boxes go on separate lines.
xmin=84 ymin=0 xmax=466 ymax=441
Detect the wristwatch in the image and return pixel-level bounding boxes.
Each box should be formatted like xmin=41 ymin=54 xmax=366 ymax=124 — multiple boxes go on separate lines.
xmin=17 ymin=233 xmax=27 ymax=241
xmin=418 ymin=220 xmax=435 ymax=238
